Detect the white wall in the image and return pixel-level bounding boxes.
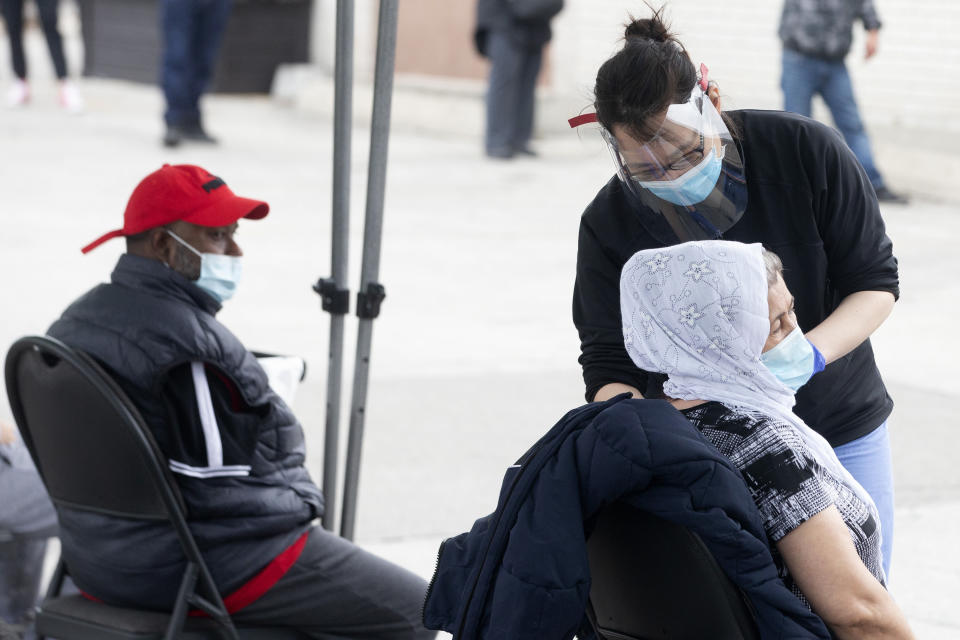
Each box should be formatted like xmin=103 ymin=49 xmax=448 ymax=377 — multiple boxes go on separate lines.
xmin=311 ymin=0 xmax=378 ymax=83
xmin=550 ymin=0 xmax=960 ymax=133
xmin=308 ymin=0 xmax=960 ymax=136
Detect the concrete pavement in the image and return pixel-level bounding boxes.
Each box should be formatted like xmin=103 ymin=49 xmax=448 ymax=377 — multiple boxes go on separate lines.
xmin=1 ymin=73 xmax=958 ymax=638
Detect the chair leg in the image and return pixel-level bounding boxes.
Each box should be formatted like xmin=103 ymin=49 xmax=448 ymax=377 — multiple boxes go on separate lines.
xmin=215 ymin=618 xmax=241 ymax=640
xmin=187 ymin=593 xmax=238 ymax=640
xmin=165 ymin=562 xmax=199 ymax=640
xmin=583 ymin=599 xmax=605 ymax=640
xmin=44 ymin=558 xmax=66 ymax=599
xmin=195 ymin=563 xmax=239 ymax=640
xmin=35 ymin=556 xmax=68 ymax=640
xmin=168 ymin=562 xmax=240 ymax=640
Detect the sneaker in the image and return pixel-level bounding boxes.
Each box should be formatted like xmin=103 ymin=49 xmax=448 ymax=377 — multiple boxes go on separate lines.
xmin=874 ymin=186 xmax=909 ymax=205
xmin=163 ymin=125 xmax=184 ymax=148
xmin=181 ymin=123 xmax=218 ymax=144
xmin=5 ymin=79 xmax=29 ymax=107
xmin=485 ymin=147 xmax=514 ymax=160
xmin=59 ymin=80 xmax=84 ymax=113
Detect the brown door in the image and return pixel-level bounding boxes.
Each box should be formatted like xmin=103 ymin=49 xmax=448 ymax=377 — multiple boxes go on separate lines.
xmin=395 ymin=1 xmax=488 ymax=80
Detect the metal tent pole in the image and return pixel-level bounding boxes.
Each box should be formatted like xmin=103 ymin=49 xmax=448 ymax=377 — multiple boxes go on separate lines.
xmin=339 ymin=0 xmax=399 ymax=542
xmin=313 ymin=0 xmax=355 ymax=532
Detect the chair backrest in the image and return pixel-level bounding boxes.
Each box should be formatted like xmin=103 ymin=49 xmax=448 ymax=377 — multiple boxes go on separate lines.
xmin=4 ymin=336 xmax=184 ymax=522
xmin=586 ymin=502 xmax=760 ymax=640
xmin=5 ymin=336 xmax=246 ymax=637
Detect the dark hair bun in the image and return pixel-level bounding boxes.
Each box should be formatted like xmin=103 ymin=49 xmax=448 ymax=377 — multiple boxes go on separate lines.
xmin=624 ymin=16 xmax=671 ymax=43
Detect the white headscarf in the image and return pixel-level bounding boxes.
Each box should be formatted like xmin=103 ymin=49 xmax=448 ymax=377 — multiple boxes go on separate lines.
xmin=619 ymin=240 xmax=876 ymax=513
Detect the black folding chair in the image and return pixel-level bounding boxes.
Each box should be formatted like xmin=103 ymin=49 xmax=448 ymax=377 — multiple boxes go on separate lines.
xmin=585 ymin=502 xmax=760 ymax=640
xmin=4 ymin=336 xmax=304 ymax=640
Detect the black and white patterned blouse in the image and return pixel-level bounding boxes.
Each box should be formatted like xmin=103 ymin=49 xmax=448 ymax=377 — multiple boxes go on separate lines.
xmin=681 ymin=402 xmax=884 ymax=603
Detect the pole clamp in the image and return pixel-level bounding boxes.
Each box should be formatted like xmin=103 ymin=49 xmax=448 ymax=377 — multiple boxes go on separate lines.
xmin=356 ymin=283 xmax=386 ymax=319
xmin=313 ymin=278 xmax=350 ymax=315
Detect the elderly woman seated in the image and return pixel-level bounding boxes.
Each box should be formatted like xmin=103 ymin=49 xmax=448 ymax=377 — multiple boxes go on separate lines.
xmin=619 ymin=240 xmax=914 ymax=640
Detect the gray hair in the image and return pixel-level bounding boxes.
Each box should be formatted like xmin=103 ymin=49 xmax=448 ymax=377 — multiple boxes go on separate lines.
xmin=761 ymin=248 xmax=783 ymax=286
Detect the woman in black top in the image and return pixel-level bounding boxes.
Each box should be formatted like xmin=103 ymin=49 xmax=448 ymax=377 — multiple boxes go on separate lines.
xmin=571 ymin=9 xmax=899 ymax=575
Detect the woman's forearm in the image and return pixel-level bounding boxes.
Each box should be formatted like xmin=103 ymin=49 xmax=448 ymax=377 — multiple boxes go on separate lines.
xmin=805 ymin=290 xmax=895 ymax=364
xmin=777 ymin=507 xmax=915 ymax=640
xmin=828 ymin=596 xmax=915 ymax=640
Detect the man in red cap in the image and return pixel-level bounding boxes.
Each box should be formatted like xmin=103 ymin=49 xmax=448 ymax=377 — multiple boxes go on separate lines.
xmin=47 ymin=165 xmax=434 ymax=639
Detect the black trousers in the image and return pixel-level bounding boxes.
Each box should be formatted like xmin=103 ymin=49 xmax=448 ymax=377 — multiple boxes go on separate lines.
xmin=232 ymin=526 xmax=436 ymax=640
xmin=484 ymin=29 xmax=543 ymax=156
xmin=0 ymin=0 xmax=67 ymax=80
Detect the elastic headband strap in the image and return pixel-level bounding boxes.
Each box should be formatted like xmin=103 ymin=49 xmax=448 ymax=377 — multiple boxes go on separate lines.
xmin=568 ymin=113 xmax=598 ymax=128
xmin=569 ymin=65 xmax=708 ymax=130
xmin=568 ymin=64 xmax=708 ymax=130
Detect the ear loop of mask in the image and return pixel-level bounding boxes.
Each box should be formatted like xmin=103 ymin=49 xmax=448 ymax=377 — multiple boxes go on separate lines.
xmin=166 ymin=229 xmax=203 ymax=260
xmin=164 ymin=229 xmax=205 ymax=278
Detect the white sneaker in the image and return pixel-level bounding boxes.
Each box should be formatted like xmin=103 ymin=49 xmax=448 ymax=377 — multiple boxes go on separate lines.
xmin=5 ymin=80 xmax=29 ymax=107
xmin=59 ymin=80 xmax=84 ymax=113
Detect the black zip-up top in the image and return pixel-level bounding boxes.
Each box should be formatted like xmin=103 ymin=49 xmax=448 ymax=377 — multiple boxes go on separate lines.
xmin=574 ymin=110 xmax=899 ymax=447
xmin=48 ymin=254 xmax=323 ymax=608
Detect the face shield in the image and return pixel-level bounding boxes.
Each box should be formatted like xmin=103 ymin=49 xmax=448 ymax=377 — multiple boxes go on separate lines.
xmin=571 ymin=65 xmax=748 ymax=244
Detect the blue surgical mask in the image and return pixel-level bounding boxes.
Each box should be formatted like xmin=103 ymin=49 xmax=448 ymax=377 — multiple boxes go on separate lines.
xmin=166 ymin=230 xmax=242 ymax=303
xmin=636 ymin=146 xmax=724 ymax=206
xmin=760 ymin=327 xmax=826 ymax=392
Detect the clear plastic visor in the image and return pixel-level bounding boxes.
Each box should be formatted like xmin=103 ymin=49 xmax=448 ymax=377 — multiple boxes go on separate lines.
xmin=598 ymin=83 xmax=747 ymax=243
xmin=602 ymin=85 xmax=734 ymax=186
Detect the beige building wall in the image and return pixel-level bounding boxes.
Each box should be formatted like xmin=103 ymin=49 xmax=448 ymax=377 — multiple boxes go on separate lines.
xmin=310 ymin=0 xmax=488 ymax=84
xmin=395 ymin=1 xmax=487 ymax=80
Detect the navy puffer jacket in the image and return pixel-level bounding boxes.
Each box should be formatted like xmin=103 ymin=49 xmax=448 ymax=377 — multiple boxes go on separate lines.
xmin=423 ymin=395 xmax=829 ymax=639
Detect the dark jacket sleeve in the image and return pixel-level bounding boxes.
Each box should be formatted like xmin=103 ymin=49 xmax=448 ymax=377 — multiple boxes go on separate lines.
xmin=475 ymin=0 xmax=554 ymax=57
xmin=858 ymin=0 xmax=882 ymax=31
xmin=805 ymin=124 xmax=899 ymax=301
xmin=162 ymin=363 xmax=264 ymax=469
xmin=573 ymin=215 xmax=649 ymax=401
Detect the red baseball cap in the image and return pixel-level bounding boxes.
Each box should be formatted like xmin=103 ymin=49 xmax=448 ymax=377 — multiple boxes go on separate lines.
xmin=81 ymin=164 xmax=270 ymax=253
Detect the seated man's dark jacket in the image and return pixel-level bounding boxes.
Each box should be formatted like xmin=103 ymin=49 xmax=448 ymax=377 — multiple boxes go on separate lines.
xmin=47 ymin=254 xmax=323 ymax=609
xmin=423 ymin=395 xmax=830 ymax=640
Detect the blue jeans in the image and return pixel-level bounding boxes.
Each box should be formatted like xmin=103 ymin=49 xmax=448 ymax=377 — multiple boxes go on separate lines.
xmin=833 ymin=421 xmax=894 ymax=579
xmin=161 ymin=0 xmax=233 ymax=127
xmin=781 ymin=48 xmax=885 ymax=190
xmin=484 ymin=31 xmax=543 ymax=156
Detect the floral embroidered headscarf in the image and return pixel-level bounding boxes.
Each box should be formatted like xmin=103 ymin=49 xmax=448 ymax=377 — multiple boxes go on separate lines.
xmin=620 ymin=241 xmax=781 ymax=404
xmin=619 ymin=240 xmax=877 ymax=518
